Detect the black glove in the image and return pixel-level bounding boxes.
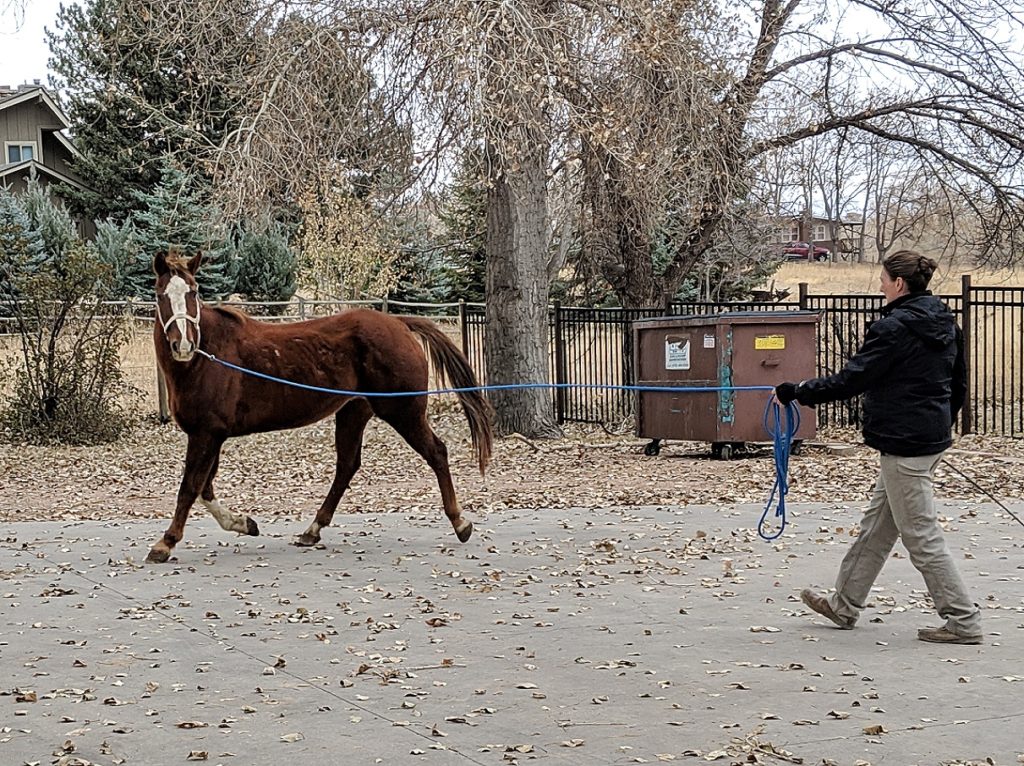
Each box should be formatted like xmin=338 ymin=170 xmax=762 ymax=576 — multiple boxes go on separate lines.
xmin=775 ymin=382 xmax=799 ymax=405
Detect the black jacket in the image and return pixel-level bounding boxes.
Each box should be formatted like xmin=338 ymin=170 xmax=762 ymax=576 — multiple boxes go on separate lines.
xmin=794 ymin=292 xmax=967 ymax=457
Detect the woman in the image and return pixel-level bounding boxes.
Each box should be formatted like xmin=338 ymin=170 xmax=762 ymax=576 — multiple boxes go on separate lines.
xmin=775 ymin=250 xmax=981 ymax=644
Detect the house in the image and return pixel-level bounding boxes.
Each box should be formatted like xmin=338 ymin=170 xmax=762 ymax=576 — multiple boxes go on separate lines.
xmin=770 ymin=212 xmax=863 ymax=255
xmin=0 ymin=82 xmax=92 ymax=235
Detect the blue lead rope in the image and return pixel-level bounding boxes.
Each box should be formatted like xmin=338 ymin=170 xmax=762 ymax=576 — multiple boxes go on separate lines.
xmin=759 ymin=398 xmax=801 ymax=540
xmin=194 ymin=349 xmax=797 ymax=541
xmin=195 ymin=350 xmax=773 ymax=396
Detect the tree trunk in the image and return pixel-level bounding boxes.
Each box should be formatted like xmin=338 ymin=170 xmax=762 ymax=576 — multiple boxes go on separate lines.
xmin=484 ymin=138 xmax=560 ymax=438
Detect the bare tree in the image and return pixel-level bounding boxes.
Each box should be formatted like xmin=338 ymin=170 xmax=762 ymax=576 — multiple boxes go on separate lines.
xmin=0 ymin=1 xmax=24 ymax=20
xmin=572 ymin=0 xmax=1024 ymax=304
xmin=60 ymin=0 xmax=1024 ymax=434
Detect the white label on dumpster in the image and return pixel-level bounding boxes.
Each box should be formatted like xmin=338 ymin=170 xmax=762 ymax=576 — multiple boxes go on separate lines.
xmin=665 ymin=338 xmax=691 ymax=370
xmin=703 ymin=334 xmax=715 ymax=349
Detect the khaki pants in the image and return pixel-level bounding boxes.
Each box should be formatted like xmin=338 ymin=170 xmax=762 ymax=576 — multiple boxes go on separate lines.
xmin=827 ymin=451 xmax=982 ymax=637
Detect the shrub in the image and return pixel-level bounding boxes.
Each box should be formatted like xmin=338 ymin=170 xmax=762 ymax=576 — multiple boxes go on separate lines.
xmin=0 ymin=189 xmax=138 ymax=445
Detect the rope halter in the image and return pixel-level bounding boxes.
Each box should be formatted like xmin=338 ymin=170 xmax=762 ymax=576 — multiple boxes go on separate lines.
xmin=156 ymin=290 xmax=203 ymax=356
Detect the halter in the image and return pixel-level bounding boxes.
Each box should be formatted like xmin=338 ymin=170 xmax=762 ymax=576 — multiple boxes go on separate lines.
xmin=156 ymin=291 xmax=203 ymax=353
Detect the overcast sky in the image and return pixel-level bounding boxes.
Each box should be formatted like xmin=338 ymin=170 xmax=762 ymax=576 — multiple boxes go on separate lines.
xmin=0 ymin=0 xmax=68 ymax=89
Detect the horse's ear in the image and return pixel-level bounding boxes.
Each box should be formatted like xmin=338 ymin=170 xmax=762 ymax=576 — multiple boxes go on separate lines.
xmin=187 ymin=252 xmax=203 ymax=274
xmin=154 ymin=251 xmax=169 ymax=276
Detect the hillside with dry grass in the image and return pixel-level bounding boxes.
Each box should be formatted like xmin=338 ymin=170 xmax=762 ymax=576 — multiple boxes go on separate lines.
xmin=767 ymin=261 xmax=1023 ymax=297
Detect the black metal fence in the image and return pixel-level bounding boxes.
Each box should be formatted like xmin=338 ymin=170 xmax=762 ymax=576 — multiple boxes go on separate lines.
xmin=964 ymin=281 xmax=1024 ymax=437
xmin=461 ymin=280 xmax=1023 ymax=438
xmin=11 ymin=286 xmax=1016 ymax=437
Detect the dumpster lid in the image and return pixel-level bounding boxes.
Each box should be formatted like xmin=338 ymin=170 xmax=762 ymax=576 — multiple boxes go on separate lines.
xmin=631 ymin=310 xmax=819 ymax=329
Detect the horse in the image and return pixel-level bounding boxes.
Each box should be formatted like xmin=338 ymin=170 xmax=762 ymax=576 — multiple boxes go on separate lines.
xmin=147 ymin=250 xmax=493 ymax=564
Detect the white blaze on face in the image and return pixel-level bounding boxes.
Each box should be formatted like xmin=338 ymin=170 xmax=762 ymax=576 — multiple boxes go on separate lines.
xmin=166 ymin=275 xmax=193 ymax=354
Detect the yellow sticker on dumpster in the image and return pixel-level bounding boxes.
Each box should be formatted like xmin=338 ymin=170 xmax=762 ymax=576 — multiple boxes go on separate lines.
xmin=755 ymin=334 xmax=786 ymax=350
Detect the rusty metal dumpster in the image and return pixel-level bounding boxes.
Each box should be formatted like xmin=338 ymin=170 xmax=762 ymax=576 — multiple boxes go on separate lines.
xmin=633 ymin=311 xmax=818 ymax=459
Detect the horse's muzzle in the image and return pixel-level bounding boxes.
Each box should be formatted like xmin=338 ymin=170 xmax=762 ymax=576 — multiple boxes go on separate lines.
xmin=170 ymin=340 xmax=196 ymax=362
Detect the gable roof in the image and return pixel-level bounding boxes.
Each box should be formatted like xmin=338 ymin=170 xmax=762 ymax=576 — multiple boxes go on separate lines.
xmin=0 ymin=87 xmax=72 ymax=130
xmin=0 ymin=158 xmax=87 ymax=190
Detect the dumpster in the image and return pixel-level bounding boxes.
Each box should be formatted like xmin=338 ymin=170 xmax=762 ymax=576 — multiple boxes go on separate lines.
xmin=633 ymin=311 xmax=818 ymax=459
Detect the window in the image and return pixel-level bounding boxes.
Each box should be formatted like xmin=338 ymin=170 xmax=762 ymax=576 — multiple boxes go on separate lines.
xmin=5 ymin=142 xmax=36 ymax=164
xmin=770 ymin=223 xmax=800 ymax=243
xmin=814 ymin=223 xmax=827 ymax=241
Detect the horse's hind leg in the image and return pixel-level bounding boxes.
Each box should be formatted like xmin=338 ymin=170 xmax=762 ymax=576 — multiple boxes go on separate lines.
xmin=147 ymin=432 xmax=224 ymax=563
xmin=296 ymin=399 xmax=374 ymax=547
xmin=377 ymin=399 xmax=472 ymax=543
xmin=199 ymin=452 xmax=260 ymax=537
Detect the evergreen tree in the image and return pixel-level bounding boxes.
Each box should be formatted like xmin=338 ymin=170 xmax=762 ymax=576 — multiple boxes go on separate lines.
xmin=20 ymin=175 xmax=79 ymax=264
xmin=47 ymin=0 xmax=259 ymax=222
xmin=385 ymin=211 xmax=446 ymax=304
xmin=389 ymin=246 xmax=448 ymax=304
xmin=91 ymin=218 xmax=141 ymax=300
xmin=0 ymin=190 xmax=48 ymax=313
xmin=434 ymin=150 xmax=487 ymax=303
xmin=125 ymin=164 xmax=237 ymax=300
xmin=234 ymin=222 xmax=298 ymax=308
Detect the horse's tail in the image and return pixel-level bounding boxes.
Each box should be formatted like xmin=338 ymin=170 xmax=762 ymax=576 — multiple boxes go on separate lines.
xmin=400 ymin=316 xmax=494 ymax=473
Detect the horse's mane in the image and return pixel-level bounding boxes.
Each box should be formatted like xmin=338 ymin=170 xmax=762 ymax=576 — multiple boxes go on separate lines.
xmin=165 ymin=252 xmax=192 ymax=272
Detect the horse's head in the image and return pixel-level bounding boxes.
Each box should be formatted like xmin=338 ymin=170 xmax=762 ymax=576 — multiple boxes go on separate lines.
xmin=154 ymin=250 xmax=204 ymax=362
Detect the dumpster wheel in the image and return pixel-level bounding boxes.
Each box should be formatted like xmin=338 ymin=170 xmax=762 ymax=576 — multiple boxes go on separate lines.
xmin=711 ymin=442 xmax=739 ymax=460
xmin=644 ymin=439 xmax=662 ymax=456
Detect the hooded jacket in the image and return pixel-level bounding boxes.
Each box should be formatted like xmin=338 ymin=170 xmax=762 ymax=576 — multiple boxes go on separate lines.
xmin=793 ymin=292 xmax=967 ymax=457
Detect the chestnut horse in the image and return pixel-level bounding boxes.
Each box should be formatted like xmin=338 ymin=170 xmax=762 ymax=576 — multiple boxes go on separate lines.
xmin=147 ymin=251 xmax=493 ymax=563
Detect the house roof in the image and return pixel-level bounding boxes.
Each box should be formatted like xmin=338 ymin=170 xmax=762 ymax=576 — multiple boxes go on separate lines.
xmin=0 ymin=158 xmax=87 ymax=190
xmin=50 ymin=130 xmax=81 ymax=160
xmin=0 ymin=86 xmax=72 ymax=129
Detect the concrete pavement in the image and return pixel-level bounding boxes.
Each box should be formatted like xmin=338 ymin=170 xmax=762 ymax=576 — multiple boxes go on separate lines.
xmin=1 ymin=501 xmax=1022 ymax=766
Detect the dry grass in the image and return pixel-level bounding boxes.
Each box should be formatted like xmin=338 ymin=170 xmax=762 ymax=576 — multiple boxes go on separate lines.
xmin=770 ymin=261 xmax=1023 ymax=296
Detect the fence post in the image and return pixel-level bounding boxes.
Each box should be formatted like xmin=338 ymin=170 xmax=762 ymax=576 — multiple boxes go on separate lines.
xmin=298 ymin=296 xmax=306 ymax=321
xmin=156 ymin=368 xmax=170 ymax=424
xmin=961 ymin=274 xmax=973 ymax=435
xmin=553 ymin=300 xmax=566 ymax=424
xmin=798 ymin=282 xmax=809 ymax=311
xmin=381 ymin=296 xmax=389 ymax=314
xmin=458 ymin=299 xmax=468 ymax=356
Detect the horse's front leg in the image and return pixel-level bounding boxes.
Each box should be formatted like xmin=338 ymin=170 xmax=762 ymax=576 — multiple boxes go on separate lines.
xmin=147 ymin=432 xmax=224 ymax=563
xmin=199 ymin=451 xmax=260 ymax=537
xmin=296 ymin=401 xmax=372 ymax=546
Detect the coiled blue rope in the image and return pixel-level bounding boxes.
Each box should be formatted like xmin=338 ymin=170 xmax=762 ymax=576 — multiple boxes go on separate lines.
xmin=759 ymin=398 xmax=801 ymax=540
xmin=193 ymin=348 xmax=798 ymax=540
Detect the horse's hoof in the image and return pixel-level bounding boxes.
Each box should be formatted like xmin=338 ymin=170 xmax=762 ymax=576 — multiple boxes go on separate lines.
xmin=455 ymin=521 xmax=473 ymax=543
xmin=246 ymin=517 xmax=260 ymax=536
xmin=294 ymin=533 xmax=320 ymax=547
xmin=146 ymin=547 xmax=170 ymax=564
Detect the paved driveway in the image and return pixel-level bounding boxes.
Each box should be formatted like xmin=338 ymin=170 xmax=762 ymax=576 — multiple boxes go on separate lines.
xmin=2 ymin=501 xmax=1021 ymax=765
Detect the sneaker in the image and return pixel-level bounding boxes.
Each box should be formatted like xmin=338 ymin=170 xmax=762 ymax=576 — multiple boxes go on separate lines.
xmin=800 ymin=589 xmax=854 ymax=630
xmin=917 ymin=626 xmax=983 ymax=645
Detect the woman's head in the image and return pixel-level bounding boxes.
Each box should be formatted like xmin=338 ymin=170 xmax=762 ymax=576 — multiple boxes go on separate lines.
xmin=880 ymin=250 xmax=938 ymax=301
